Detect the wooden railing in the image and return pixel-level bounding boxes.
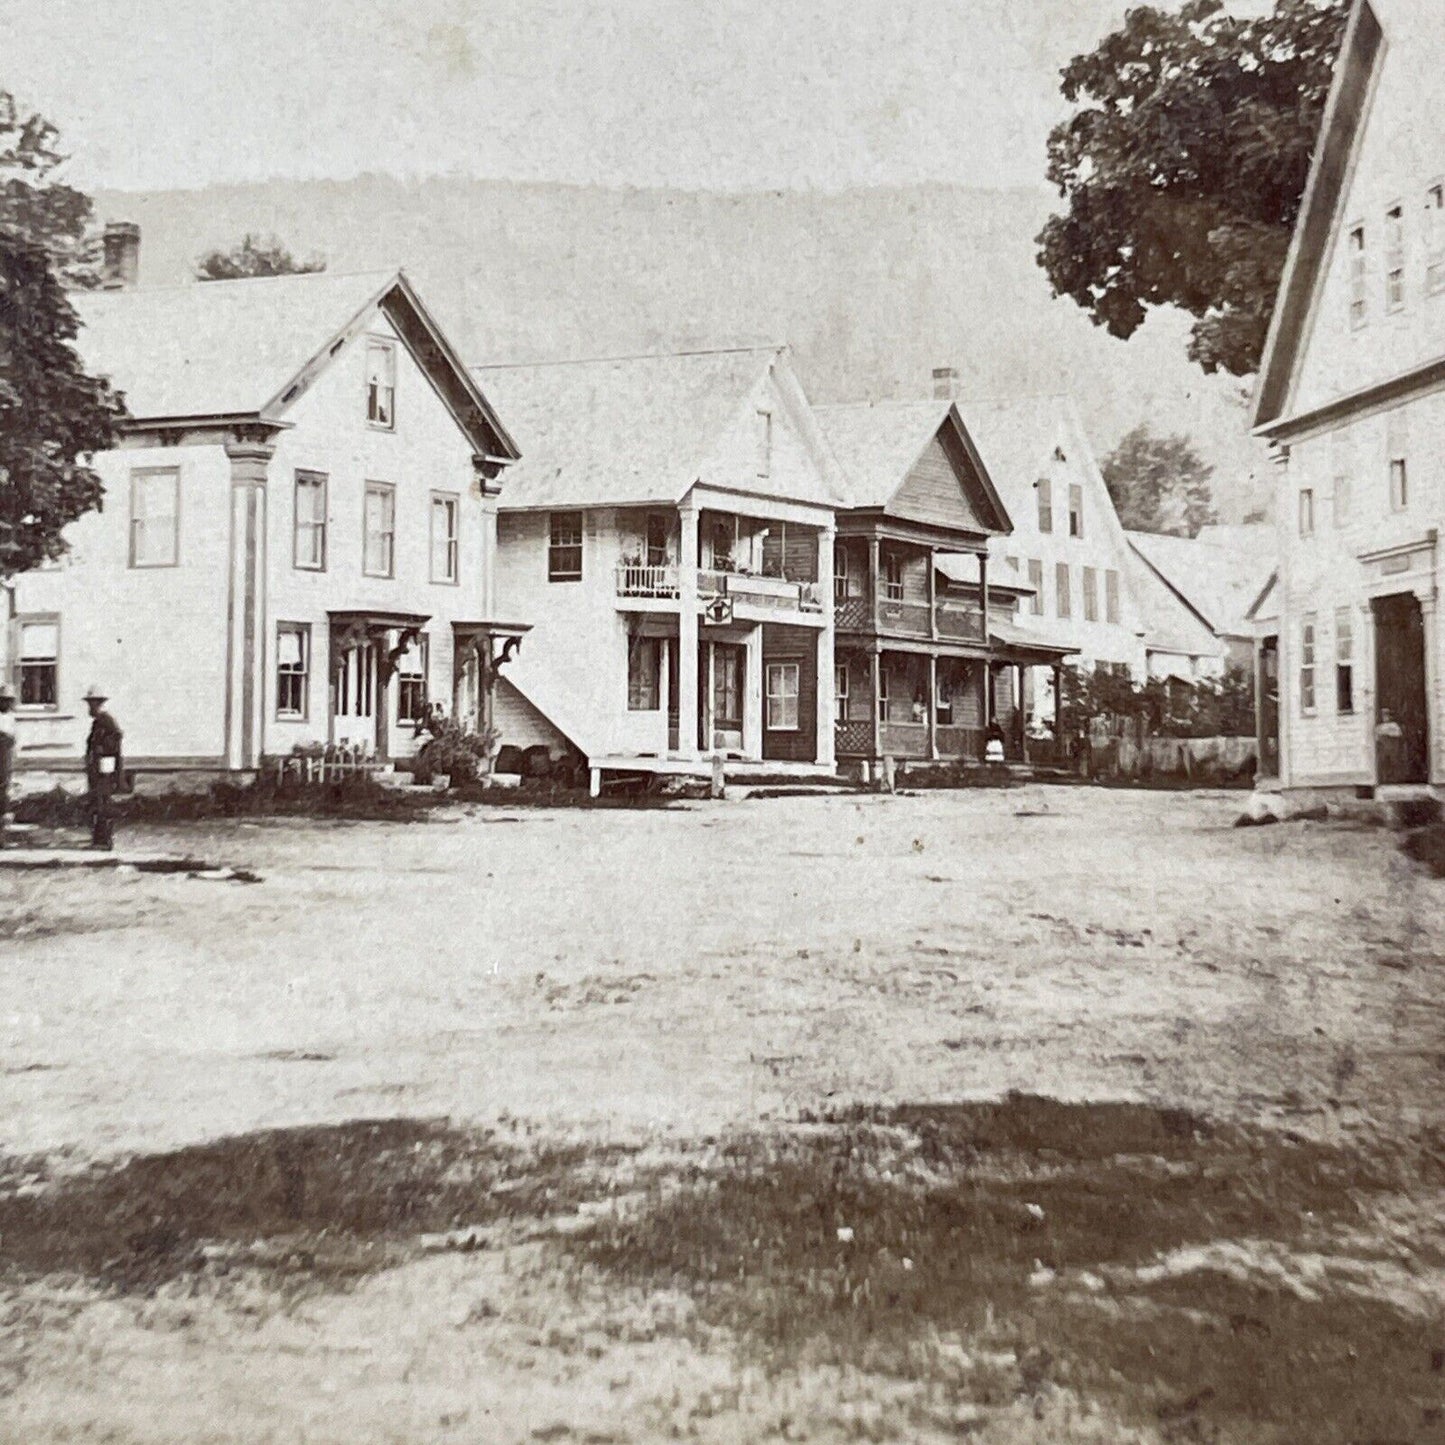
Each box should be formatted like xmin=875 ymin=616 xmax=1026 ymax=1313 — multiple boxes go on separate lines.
xmin=834 ymin=596 xmax=987 ymax=641
xmin=874 ymin=599 xmax=933 ymax=636
xmin=935 ymin=599 xmax=986 ymax=642
xmin=616 ymin=563 xmax=679 ymax=598
xmin=698 ymin=571 xmax=823 ymax=615
xmin=878 ymin=721 xmax=930 ymax=758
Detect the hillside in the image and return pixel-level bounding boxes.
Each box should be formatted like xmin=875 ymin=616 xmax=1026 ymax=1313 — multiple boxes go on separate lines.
xmin=96 ymin=175 xmax=1269 ymax=519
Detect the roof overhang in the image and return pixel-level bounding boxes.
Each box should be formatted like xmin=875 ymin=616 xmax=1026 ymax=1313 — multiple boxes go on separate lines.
xmin=988 ymin=621 xmax=1078 ymax=662
xmin=451 ymin=619 xmax=533 ymax=640
xmin=328 ymin=609 xmax=432 ymax=632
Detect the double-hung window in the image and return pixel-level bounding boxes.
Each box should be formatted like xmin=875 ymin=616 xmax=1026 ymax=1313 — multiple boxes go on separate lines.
xmin=834 ymin=663 xmax=849 ymax=720
xmin=1055 ymin=562 xmax=1071 ymax=619
xmin=1082 ymin=566 xmax=1098 ymax=622
xmin=766 ymin=661 xmax=800 ymax=730
xmin=1335 ymin=607 xmax=1354 ymax=715
xmin=627 ymin=637 xmax=661 ymax=711
xmin=397 ymin=634 xmax=429 ymax=724
xmin=883 ymin=551 xmax=904 ymax=602
xmin=293 ymin=472 xmax=327 ymax=570
xmin=1348 ymin=224 xmax=1367 ymax=328
xmin=129 ymin=467 xmax=180 ymax=567
xmin=1385 ymin=204 xmax=1406 ymax=313
xmin=1300 ymin=615 xmax=1317 ymax=715
xmin=1037 ymin=478 xmax=1053 ymax=533
xmin=364 ymin=482 xmax=395 ymax=577
xmin=1028 ymin=559 xmax=1044 ymax=616
xmin=17 ymin=616 xmax=59 ymax=708
xmin=548 ymin=512 xmax=583 ymax=581
xmin=430 ymin=492 xmax=459 ymax=583
xmin=366 ymin=339 xmax=396 ymax=428
xmin=275 ymin=623 xmax=310 ymax=720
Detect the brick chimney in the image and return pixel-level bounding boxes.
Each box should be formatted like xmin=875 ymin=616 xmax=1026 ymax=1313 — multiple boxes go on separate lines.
xmin=932 ymin=365 xmax=959 ymax=401
xmin=101 ymin=221 xmax=140 ymax=289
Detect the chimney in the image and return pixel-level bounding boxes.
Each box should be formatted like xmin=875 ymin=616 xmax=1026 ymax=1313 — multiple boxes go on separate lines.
xmin=932 ymin=365 xmax=959 ymax=401
xmin=101 ymin=221 xmax=140 ymax=289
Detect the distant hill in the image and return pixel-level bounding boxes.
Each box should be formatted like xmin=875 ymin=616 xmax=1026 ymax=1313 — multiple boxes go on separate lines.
xmin=96 ymin=174 xmax=1270 ymax=521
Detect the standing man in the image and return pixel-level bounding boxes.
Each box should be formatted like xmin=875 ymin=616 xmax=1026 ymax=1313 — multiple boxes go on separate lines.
xmin=0 ymin=682 xmax=16 ymax=846
xmin=83 ymin=685 xmax=123 ymax=851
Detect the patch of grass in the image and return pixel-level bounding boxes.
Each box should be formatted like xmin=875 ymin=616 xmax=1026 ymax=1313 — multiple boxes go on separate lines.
xmin=568 ymin=1097 xmax=1443 ymax=1445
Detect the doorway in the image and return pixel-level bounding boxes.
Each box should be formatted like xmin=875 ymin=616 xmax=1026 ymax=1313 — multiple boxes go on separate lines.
xmin=699 ymin=641 xmax=746 ymax=753
xmin=332 ymin=638 xmax=379 ymax=752
xmin=1372 ymin=593 xmax=1429 ymax=784
xmin=1257 ymin=635 xmax=1279 ymax=779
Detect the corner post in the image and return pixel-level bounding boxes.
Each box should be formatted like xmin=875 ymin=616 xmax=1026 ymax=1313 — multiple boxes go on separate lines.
xmin=816 ymin=526 xmax=836 ymax=768
xmin=677 ymin=500 xmax=700 ymax=759
xmin=224 ymin=431 xmax=277 ymax=771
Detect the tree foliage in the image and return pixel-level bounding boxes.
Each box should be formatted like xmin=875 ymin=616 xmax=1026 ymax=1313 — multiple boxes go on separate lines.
xmin=1059 ymin=663 xmax=1254 ymax=742
xmin=0 ymin=90 xmax=99 ymax=286
xmin=1037 ymin=0 xmax=1349 ymax=377
xmin=1102 ymin=424 xmax=1217 ymax=536
xmin=0 ymin=232 xmax=126 ymax=580
xmin=195 ymin=233 xmax=326 ymax=281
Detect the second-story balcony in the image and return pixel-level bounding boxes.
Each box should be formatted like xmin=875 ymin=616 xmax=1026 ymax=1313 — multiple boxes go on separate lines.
xmin=835 ymin=592 xmax=985 ymax=642
xmin=617 ymin=563 xmax=824 ymax=615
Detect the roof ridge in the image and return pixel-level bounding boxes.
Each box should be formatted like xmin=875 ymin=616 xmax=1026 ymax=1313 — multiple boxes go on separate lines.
xmin=472 ymin=343 xmax=783 ymax=371
xmin=72 ymin=267 xmax=400 ymax=298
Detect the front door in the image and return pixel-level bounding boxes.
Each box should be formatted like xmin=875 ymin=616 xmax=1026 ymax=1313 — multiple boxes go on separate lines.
xmin=699 ymin=641 xmax=745 ymax=753
xmin=1257 ymin=636 xmax=1279 ymax=779
xmin=332 ymin=638 xmax=380 ymax=752
xmin=1372 ymin=594 xmax=1429 ymax=784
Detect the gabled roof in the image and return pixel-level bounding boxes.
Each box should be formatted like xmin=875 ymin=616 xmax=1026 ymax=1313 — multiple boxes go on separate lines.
xmin=72 ymin=268 xmax=518 ymax=460
xmin=1125 ymin=534 xmax=1227 ymax=660
xmin=474 ymin=345 xmax=838 ymax=511
xmin=814 ymin=400 xmax=1010 ymax=534
xmin=1253 ymin=0 xmax=1386 ymax=431
xmin=1126 ymin=527 xmax=1274 ymax=639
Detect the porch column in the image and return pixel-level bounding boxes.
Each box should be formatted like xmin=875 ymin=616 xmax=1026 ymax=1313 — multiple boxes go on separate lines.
xmin=817 ymin=526 xmax=836 ymax=767
xmin=223 ymin=434 xmax=276 ymax=771
xmin=1253 ymin=637 xmax=1268 ymax=778
xmin=677 ymin=501 xmax=700 ymax=759
xmin=1052 ymin=662 xmax=1063 ymax=740
xmin=1421 ymin=594 xmax=1440 ymax=784
xmin=927 ymin=549 xmax=938 ymax=640
xmin=473 ymin=457 xmax=504 ymax=618
xmin=927 ymin=654 xmax=939 ymax=760
xmin=1015 ymin=664 xmax=1026 ymax=756
xmin=979 ymin=552 xmax=990 ymax=641
xmin=870 ymin=648 xmax=882 ymax=762
xmin=867 ymin=536 xmax=881 ymax=629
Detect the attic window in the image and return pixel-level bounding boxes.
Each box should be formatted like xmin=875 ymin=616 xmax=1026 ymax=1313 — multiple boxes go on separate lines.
xmin=756 ymin=409 xmax=773 ymax=479
xmin=366 ymin=339 xmax=396 ymax=429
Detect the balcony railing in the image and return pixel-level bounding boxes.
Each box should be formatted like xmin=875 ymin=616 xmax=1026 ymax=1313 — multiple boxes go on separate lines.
xmin=699 ymin=570 xmax=824 ymax=614
xmin=834 ymin=719 xmax=984 ymax=761
xmin=616 ymin=563 xmax=680 ymax=599
xmin=834 ymin=595 xmax=987 ymax=641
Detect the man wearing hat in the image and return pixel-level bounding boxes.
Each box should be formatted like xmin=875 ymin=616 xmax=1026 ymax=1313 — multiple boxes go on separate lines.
xmin=83 ymin=686 xmax=124 ymax=851
xmin=0 ymin=682 xmax=16 ymax=845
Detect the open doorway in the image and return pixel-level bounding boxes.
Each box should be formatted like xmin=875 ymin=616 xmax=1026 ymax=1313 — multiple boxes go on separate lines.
xmin=1372 ymin=594 xmax=1429 ymax=784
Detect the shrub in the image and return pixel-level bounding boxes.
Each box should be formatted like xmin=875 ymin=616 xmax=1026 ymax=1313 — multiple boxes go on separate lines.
xmin=412 ymin=715 xmax=498 ymax=788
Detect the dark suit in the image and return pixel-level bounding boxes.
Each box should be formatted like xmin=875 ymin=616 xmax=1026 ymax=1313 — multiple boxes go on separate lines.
xmin=85 ymin=709 xmax=123 ymax=850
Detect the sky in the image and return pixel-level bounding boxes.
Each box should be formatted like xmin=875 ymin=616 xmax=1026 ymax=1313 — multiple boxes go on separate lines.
xmin=0 ymin=0 xmax=1148 ymax=194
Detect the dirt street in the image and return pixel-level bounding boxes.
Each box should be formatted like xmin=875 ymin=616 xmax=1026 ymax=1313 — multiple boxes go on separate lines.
xmin=1 ymin=787 xmax=1442 ymax=1443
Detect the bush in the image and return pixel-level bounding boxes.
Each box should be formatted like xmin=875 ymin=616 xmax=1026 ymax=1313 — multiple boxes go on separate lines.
xmin=1059 ymin=663 xmax=1255 ymax=743
xmin=411 ymin=716 xmax=498 ymax=788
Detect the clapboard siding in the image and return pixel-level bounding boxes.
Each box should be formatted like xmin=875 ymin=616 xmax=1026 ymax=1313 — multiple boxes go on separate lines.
xmin=493 ymin=677 xmax=573 ymax=754
xmin=891 ymin=433 xmax=987 ymax=533
xmin=761 ymin=623 xmax=818 ymax=762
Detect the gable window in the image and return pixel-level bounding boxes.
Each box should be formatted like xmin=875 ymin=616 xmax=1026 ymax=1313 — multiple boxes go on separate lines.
xmin=883 ymin=550 xmax=904 ymax=602
xmin=1335 ymin=607 xmax=1354 ymax=715
xmin=766 ymin=661 xmax=800 ymax=730
xmin=293 ymin=471 xmax=327 ymax=570
xmin=755 ymin=409 xmax=773 ymax=479
xmin=397 ymin=633 xmax=429 ymax=724
xmin=16 ymin=616 xmax=59 ymax=708
xmin=363 ymin=482 xmax=396 ymax=577
xmin=835 ymin=662 xmax=849 ymax=719
xmin=1427 ymin=183 xmax=1445 ymax=294
xmin=1055 ymin=562 xmax=1071 ymax=619
xmin=1037 ymin=478 xmax=1053 ymax=533
xmin=430 ymin=492 xmax=459 ymax=583
xmin=1299 ymin=615 xmax=1317 ymax=715
xmin=366 ymin=338 xmax=396 ymax=428
xmin=1028 ymin=559 xmax=1044 ymax=616
xmin=275 ymin=623 xmax=310 ymax=720
xmin=129 ymin=467 xmax=180 ymax=568
xmin=548 ymin=512 xmax=583 ymax=581
xmin=1105 ymin=569 xmax=1120 ymax=624
xmin=1082 ymin=566 xmax=1099 ymax=622
xmin=1298 ymin=487 xmax=1315 ymax=538
xmin=1385 ymin=204 xmax=1405 ymax=313
xmin=1348 ymin=224 xmax=1367 ymax=328
xmin=1068 ymin=483 xmax=1084 ymax=538
xmin=1388 ymin=409 xmax=1409 ymax=512
xmin=627 ymin=637 xmax=661 ymax=711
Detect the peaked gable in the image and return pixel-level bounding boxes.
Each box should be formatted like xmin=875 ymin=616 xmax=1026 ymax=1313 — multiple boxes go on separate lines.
xmin=890 ymin=422 xmax=1003 ymax=535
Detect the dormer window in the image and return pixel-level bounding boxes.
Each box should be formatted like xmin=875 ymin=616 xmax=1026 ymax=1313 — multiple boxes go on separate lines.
xmin=366 ymin=339 xmax=396 ymax=428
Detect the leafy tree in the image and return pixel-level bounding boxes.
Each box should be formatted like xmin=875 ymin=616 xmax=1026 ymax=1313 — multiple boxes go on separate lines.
xmin=1037 ymin=0 xmax=1349 ymax=377
xmin=1102 ymin=424 xmax=1217 ymax=536
xmin=195 ymin=233 xmax=326 ymax=281
xmin=0 ymin=231 xmax=126 ymax=580
xmin=0 ymin=90 xmax=99 ymax=285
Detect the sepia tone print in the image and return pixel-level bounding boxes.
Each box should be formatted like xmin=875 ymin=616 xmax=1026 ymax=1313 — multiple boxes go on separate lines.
xmin=1 ymin=1 xmax=1443 ymax=1441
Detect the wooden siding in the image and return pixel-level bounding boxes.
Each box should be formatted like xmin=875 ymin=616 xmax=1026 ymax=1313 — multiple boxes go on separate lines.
xmin=761 ymin=522 xmax=820 ymax=582
xmin=891 ymin=432 xmax=987 ymax=534
xmin=761 ymin=622 xmax=818 ymax=762
xmin=493 ymin=677 xmax=572 ymax=754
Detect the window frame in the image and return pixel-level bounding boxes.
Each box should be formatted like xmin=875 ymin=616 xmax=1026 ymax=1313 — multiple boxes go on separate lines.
xmin=275 ymin=622 xmax=311 ymax=721
xmin=1384 ymin=202 xmax=1406 ymax=314
xmin=548 ymin=511 xmax=584 ymax=583
xmin=626 ymin=636 xmax=661 ymax=712
xmin=1068 ymin=483 xmax=1084 ymax=539
xmin=755 ymin=408 xmax=773 ymax=479
xmin=882 ymin=549 xmax=905 ymax=602
xmin=396 ymin=632 xmax=429 ymax=725
xmin=14 ymin=612 xmax=60 ymax=712
xmin=1299 ymin=615 xmax=1317 ymax=716
xmin=1348 ymin=222 xmax=1367 ymax=329
xmin=293 ymin=471 xmax=328 ymax=572
xmin=128 ymin=466 xmax=181 ymax=569
xmin=1389 ymin=456 xmax=1409 ymax=512
xmin=430 ymin=490 xmax=460 ymax=585
xmin=1036 ymin=477 xmax=1053 ymax=534
xmin=1298 ymin=487 xmax=1315 ymax=538
xmin=765 ymin=661 xmax=800 ymax=731
xmin=834 ymin=662 xmax=849 ymax=720
xmin=1055 ymin=561 xmax=1071 ymax=619
xmin=365 ymin=337 xmax=397 ymax=430
xmin=1427 ymin=181 xmax=1445 ymax=295
xmin=363 ymin=481 xmax=397 ymax=578
xmin=1334 ymin=606 xmax=1354 ymax=716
